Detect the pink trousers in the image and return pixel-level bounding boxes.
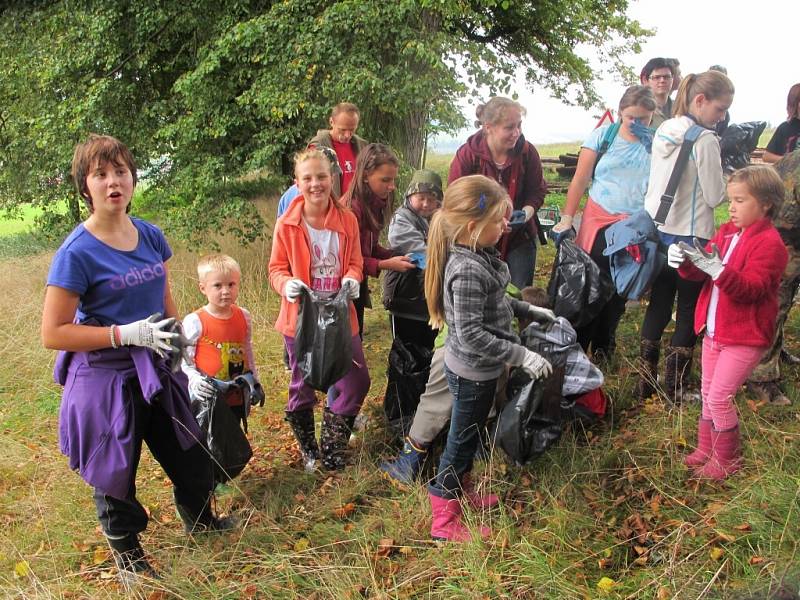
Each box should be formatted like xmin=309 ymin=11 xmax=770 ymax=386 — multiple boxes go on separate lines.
xmin=701 ymin=336 xmax=765 ymax=430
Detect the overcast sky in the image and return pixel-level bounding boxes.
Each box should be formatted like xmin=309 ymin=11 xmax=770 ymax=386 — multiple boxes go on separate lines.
xmin=436 ymin=0 xmax=796 ymax=147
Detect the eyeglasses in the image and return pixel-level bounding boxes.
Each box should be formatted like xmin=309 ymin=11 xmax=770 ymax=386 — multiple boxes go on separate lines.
xmin=648 ymin=74 xmax=673 ymax=81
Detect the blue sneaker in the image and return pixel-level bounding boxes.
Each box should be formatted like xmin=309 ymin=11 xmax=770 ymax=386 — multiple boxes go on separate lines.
xmin=380 ymin=438 xmax=427 ymax=486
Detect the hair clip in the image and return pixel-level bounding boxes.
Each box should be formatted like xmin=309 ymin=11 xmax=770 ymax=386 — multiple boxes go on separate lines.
xmin=478 ymin=193 xmax=487 ymax=212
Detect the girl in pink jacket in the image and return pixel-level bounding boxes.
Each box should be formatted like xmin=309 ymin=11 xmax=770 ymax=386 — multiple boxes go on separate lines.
xmin=669 ymin=165 xmax=788 ymax=480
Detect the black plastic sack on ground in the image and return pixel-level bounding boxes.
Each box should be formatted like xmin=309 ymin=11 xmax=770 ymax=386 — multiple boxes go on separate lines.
xmin=193 ymin=393 xmax=252 ymax=484
xmin=294 ymin=286 xmax=353 ymax=391
xmin=720 ymin=121 xmax=767 ymax=173
xmin=383 ymin=337 xmax=433 ymax=437
xmin=547 ymin=238 xmax=614 ymax=328
xmin=494 ymin=364 xmax=565 ymax=466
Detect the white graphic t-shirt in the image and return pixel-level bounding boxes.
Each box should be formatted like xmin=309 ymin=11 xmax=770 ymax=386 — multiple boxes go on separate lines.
xmin=305 ymin=222 xmax=341 ymax=298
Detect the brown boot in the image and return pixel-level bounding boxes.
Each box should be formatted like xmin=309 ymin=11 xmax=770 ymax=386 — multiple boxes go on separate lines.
xmin=636 ymin=339 xmax=660 ymax=400
xmin=747 ymin=381 xmax=791 ymax=406
xmin=664 ymin=346 xmax=698 ymax=405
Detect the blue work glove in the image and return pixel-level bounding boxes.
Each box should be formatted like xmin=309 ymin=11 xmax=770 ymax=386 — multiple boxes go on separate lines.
xmin=630 ymin=119 xmax=654 ymax=153
xmin=509 ymin=210 xmax=527 ymax=229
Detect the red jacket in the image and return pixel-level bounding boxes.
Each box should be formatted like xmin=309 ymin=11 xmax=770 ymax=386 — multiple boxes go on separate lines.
xmin=678 ymin=218 xmax=788 ymax=347
xmin=448 ymin=131 xmax=547 ymax=253
xmin=269 ymin=195 xmax=363 ymax=337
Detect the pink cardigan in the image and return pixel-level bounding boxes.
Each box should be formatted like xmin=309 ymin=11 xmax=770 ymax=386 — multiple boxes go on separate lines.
xmin=678 ymin=218 xmax=788 ymax=347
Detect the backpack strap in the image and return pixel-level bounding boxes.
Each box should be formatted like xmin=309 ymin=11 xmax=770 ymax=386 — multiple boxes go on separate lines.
xmin=591 ymin=122 xmax=621 ymax=179
xmin=653 ymin=125 xmax=705 ymax=225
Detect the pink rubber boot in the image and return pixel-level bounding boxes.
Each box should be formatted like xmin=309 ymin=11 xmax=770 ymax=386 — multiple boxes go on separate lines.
xmin=429 ymin=493 xmax=490 ymax=542
xmin=694 ymin=426 xmax=742 ymax=481
xmin=461 ymin=473 xmax=500 ymax=510
xmin=684 ymin=418 xmax=713 ymax=468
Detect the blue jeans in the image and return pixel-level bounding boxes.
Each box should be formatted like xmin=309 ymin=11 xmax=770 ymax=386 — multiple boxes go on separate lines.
xmin=505 ymin=240 xmax=537 ymax=289
xmin=428 ymin=366 xmax=498 ymax=499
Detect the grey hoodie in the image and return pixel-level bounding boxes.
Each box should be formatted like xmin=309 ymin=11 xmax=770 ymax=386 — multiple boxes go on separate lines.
xmin=644 ymin=116 xmax=726 ymax=240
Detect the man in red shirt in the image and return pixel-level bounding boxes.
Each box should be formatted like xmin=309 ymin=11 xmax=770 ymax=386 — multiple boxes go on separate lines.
xmin=308 ymin=102 xmax=369 ymax=198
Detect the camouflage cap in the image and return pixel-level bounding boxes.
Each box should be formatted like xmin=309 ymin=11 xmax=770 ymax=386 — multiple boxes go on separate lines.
xmin=317 ymin=145 xmax=343 ymax=176
xmin=405 ymin=169 xmax=443 ymax=202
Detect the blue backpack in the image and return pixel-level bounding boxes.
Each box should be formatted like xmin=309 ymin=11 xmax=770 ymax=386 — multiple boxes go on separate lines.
xmin=602 ymin=209 xmax=665 ymax=301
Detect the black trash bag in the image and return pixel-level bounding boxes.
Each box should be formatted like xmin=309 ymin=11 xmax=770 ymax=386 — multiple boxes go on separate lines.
xmin=382 ymin=268 xmax=428 ymax=320
xmin=294 ymin=286 xmax=353 ymax=391
xmin=193 ymin=384 xmax=253 ymax=484
xmin=383 ymin=337 xmax=433 ymax=437
xmin=720 ymin=121 xmax=767 ymax=174
xmin=547 ymin=238 xmax=614 ymax=328
xmin=494 ymin=365 xmax=565 ymax=466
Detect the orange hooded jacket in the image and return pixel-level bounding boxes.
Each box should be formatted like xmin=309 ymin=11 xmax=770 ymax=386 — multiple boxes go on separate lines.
xmin=269 ymin=195 xmax=363 ymax=337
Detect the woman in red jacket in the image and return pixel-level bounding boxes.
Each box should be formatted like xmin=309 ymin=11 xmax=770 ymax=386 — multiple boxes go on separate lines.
xmin=448 ymin=97 xmax=548 ymax=288
xmin=341 ymin=143 xmax=415 ymax=337
xmin=669 ymin=165 xmax=788 ymax=480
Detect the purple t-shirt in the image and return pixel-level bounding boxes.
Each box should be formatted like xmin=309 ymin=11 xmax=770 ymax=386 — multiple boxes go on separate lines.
xmin=47 ymin=218 xmax=172 ymax=325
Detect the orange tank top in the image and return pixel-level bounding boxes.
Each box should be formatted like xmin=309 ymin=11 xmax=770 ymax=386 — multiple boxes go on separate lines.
xmin=194 ymin=305 xmax=250 ymax=406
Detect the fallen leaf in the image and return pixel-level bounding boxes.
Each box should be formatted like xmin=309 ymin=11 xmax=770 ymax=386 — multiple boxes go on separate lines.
xmin=13 ymin=561 xmax=29 ymax=578
xmin=92 ymin=547 xmax=111 ymax=565
xmin=733 ymin=523 xmax=752 ymax=532
xmin=597 ymin=558 xmax=612 ymax=570
xmin=332 ymin=502 xmax=356 ymax=519
xmin=294 ymin=538 xmax=310 ymax=552
xmin=709 ymin=547 xmax=725 ymax=560
xmin=749 ymin=556 xmax=765 ymax=565
xmin=375 ymin=538 xmax=395 ymax=559
xmin=596 ymin=577 xmax=615 ymax=592
xmin=657 ymin=587 xmax=671 ymax=600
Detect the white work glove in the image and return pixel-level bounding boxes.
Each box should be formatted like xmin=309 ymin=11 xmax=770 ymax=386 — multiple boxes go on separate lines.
xmin=284 ymin=279 xmax=309 ymax=303
xmin=679 ymin=238 xmax=724 ymax=279
xmin=667 ymin=243 xmax=686 ymax=269
xmin=521 ymin=348 xmax=552 ymax=380
xmin=189 ymin=376 xmax=217 ymax=403
xmin=528 ymin=305 xmax=557 ymax=324
xmin=117 ymin=313 xmax=178 ymax=357
xmin=521 ymin=206 xmax=535 ymax=222
xmin=551 ymin=214 xmax=574 ymax=234
xmin=341 ymin=277 xmax=360 ymax=300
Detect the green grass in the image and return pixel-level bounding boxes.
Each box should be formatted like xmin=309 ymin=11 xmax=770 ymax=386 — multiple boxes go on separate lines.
xmin=1 ymin=190 xmax=799 ymax=599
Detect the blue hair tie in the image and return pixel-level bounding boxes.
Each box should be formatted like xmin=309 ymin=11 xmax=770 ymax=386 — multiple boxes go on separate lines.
xmin=478 ymin=193 xmax=487 ymax=212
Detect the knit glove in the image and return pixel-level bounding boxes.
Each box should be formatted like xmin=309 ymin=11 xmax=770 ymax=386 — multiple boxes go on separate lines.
xmin=678 ymin=238 xmax=724 ymax=279
xmin=284 ymin=279 xmax=309 ymax=303
xmin=117 ymin=313 xmax=178 ymax=357
xmin=189 ymin=376 xmax=217 ymax=403
xmin=666 ymin=243 xmax=686 ymax=269
xmin=528 ymin=305 xmax=557 ymax=324
xmin=341 ymin=277 xmax=360 ymax=300
xmin=521 ymin=348 xmax=552 ymax=380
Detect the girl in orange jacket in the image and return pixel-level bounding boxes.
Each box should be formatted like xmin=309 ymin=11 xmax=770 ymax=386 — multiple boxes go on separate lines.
xmin=269 ymin=149 xmax=371 ymax=471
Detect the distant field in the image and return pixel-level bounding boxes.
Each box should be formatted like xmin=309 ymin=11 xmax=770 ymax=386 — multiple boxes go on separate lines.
xmin=0 ymin=205 xmax=41 ymax=235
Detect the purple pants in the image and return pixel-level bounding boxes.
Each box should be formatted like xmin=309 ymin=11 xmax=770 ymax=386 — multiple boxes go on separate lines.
xmin=701 ymin=336 xmax=765 ymax=430
xmin=284 ymin=334 xmax=370 ymax=416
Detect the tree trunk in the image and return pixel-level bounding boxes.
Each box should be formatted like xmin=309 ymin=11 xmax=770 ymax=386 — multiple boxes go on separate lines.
xmin=403 ymin=109 xmax=427 ymax=169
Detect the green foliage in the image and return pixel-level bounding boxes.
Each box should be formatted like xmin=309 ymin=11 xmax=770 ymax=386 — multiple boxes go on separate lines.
xmin=0 ymin=1 xmax=648 ymax=245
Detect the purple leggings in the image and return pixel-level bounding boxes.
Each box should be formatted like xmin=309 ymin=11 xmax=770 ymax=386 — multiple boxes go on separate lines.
xmin=284 ymin=334 xmax=370 ymax=416
xmin=701 ymin=336 xmax=765 ymax=430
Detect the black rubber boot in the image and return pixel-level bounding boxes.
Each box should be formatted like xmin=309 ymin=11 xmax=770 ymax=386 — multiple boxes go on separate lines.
xmin=664 ymin=346 xmax=697 ymax=405
xmin=636 ymin=339 xmax=660 ymax=401
xmin=320 ymin=407 xmax=356 ymax=471
xmin=106 ymin=533 xmax=159 ymax=589
xmin=176 ymin=493 xmax=237 ymax=534
xmin=285 ymin=409 xmax=320 ymax=472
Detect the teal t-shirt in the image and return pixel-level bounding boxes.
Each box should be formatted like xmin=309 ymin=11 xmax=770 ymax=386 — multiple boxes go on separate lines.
xmin=584 ymin=124 xmax=651 ymax=215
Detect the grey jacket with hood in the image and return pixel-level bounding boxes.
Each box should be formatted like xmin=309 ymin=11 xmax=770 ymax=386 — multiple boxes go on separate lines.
xmin=644 ymin=116 xmax=726 ymax=240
